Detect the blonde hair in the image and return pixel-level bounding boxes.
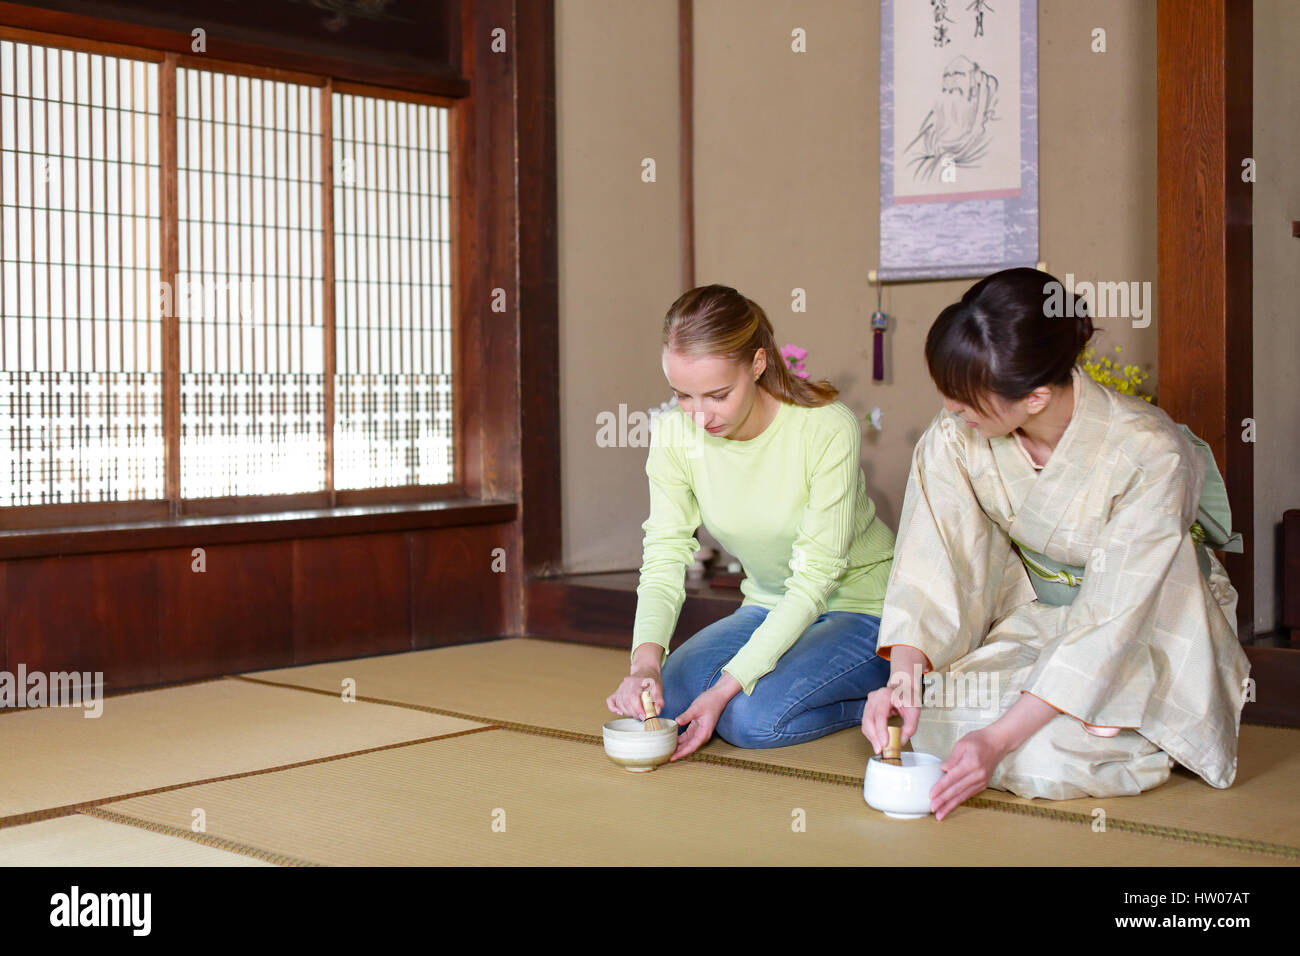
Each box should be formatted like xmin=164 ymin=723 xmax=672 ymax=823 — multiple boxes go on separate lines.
xmin=661 ymin=285 xmax=838 ymax=406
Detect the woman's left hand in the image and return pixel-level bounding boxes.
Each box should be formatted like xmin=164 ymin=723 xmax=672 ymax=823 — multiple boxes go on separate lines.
xmin=929 ymin=726 xmax=1011 ymax=821
xmin=670 ymin=689 xmax=728 ymax=761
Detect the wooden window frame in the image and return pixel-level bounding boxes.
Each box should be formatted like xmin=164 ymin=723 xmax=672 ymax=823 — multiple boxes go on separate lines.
xmin=0 ymin=23 xmax=468 ymax=526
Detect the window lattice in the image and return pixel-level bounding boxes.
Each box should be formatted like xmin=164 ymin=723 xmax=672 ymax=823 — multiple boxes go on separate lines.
xmin=0 ymin=42 xmax=162 ymax=506
xmin=333 ymin=92 xmax=452 ymax=490
xmin=1 ymin=43 xmax=456 ymax=513
xmin=176 ymin=67 xmax=324 ymax=498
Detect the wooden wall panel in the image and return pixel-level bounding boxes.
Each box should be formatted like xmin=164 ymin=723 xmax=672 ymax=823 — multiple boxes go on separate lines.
xmin=292 ymin=533 xmax=411 ymax=664
xmin=0 ymin=521 xmax=517 ymax=699
xmin=4 ymin=552 xmax=161 ymax=692
xmin=410 ymin=524 xmax=512 ymax=648
xmin=155 ymin=541 xmax=295 ymax=683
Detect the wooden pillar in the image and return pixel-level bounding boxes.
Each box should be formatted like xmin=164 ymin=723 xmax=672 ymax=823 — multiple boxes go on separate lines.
xmin=1156 ymin=0 xmax=1253 ymax=636
xmin=516 ymin=0 xmax=562 ymax=579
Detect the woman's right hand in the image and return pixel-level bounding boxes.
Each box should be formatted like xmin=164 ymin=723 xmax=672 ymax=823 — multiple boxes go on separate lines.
xmin=861 ymin=670 xmax=921 ymax=755
xmin=606 ymin=669 xmax=664 ymax=720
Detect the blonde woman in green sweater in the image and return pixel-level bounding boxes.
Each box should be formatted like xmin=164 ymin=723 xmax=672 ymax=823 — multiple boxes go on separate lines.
xmin=606 ymin=285 xmax=896 ymax=760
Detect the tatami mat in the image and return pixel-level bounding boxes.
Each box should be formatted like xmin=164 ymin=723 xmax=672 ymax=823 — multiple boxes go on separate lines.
xmin=241 ymin=637 xmax=1300 ymax=856
xmin=248 ymin=638 xmax=869 ymax=775
xmin=0 ymin=678 xmax=485 ymax=819
xmin=977 ymin=724 xmax=1300 ymax=851
xmin=0 ymin=814 xmax=272 ymax=866
xmin=248 ymin=638 xmax=633 ymax=736
xmin=94 ymin=727 xmax=1276 ymax=866
xmin=5 ymin=637 xmax=1296 ymax=865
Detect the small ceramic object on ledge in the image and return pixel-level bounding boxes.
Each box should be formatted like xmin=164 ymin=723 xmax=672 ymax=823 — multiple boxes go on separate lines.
xmin=687 ymin=547 xmax=715 ymax=583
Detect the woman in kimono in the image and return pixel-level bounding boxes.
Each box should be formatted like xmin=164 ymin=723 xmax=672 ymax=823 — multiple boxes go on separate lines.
xmin=606 ymin=284 xmax=896 ymax=759
xmin=861 ymin=267 xmax=1249 ymax=819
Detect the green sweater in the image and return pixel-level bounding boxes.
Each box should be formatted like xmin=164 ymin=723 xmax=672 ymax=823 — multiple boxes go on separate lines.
xmin=631 ymin=398 xmax=895 ymax=695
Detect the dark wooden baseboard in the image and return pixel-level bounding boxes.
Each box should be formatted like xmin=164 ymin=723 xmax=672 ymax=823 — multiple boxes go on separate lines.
xmin=526 ymin=571 xmax=741 ymax=651
xmin=1243 ymin=641 xmax=1300 ymax=728
xmin=1 ymin=515 xmax=520 ymax=696
xmin=526 ymin=573 xmax=1300 ymax=729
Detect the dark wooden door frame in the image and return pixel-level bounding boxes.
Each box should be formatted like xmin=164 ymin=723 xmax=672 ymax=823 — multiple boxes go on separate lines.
xmin=1157 ymin=0 xmax=1253 ymax=638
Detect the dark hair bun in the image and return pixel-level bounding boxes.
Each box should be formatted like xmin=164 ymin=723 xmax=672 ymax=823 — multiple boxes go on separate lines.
xmin=1076 ymin=310 xmax=1095 ymax=350
xmin=925 ymin=267 xmax=1091 ymax=412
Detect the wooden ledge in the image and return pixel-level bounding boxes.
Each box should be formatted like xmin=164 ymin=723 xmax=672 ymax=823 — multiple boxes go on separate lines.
xmin=0 ymin=498 xmax=518 ymax=560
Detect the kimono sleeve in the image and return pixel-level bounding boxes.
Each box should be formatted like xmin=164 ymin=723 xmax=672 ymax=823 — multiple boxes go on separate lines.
xmin=630 ymin=412 xmax=702 ymax=666
xmin=875 ymin=411 xmax=1029 ymax=672
xmin=720 ymin=415 xmax=861 ymax=696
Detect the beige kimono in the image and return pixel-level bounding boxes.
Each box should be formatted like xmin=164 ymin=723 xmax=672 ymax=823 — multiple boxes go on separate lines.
xmin=877 ymin=366 xmax=1250 ymax=799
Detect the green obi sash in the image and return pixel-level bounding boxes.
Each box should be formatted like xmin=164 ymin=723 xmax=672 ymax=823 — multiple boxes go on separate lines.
xmin=1011 ymin=424 xmax=1242 ymax=607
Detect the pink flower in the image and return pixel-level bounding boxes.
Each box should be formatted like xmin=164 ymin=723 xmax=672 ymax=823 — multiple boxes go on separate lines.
xmin=781 ymin=343 xmax=810 ymax=379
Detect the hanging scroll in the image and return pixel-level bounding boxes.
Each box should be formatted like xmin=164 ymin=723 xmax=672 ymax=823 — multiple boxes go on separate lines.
xmin=879 ymin=0 xmax=1038 ymax=280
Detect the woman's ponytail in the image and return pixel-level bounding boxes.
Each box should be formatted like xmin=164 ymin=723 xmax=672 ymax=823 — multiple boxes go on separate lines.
xmin=751 ymin=302 xmax=838 ymax=406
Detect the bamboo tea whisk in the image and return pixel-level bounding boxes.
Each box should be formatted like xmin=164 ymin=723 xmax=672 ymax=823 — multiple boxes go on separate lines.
xmin=641 ymin=688 xmax=663 ymax=732
xmin=882 ymin=716 xmax=903 ymax=765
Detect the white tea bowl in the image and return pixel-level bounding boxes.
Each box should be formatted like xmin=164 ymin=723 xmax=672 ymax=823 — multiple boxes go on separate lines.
xmin=602 ymin=717 xmax=679 ymax=772
xmin=864 ymin=751 xmax=944 ymax=819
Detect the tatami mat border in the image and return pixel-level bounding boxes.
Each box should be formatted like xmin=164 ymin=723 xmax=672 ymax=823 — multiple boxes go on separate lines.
xmin=76 ymin=806 xmax=324 ymax=867
xmin=229 ymin=674 xmax=1300 ymax=862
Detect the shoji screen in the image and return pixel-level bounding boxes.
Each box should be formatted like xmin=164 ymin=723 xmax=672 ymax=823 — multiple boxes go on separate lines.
xmin=331 ymin=90 xmax=452 ymax=490
xmin=2 ymin=39 xmax=456 ymax=516
xmin=0 ymin=40 xmax=162 ymax=506
xmin=176 ymin=66 xmax=324 ymax=498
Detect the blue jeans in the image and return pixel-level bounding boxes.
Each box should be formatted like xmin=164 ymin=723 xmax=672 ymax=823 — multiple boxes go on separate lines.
xmin=660 ymin=604 xmax=890 ymax=749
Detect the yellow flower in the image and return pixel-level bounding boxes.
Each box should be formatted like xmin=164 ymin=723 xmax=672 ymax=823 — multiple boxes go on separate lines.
xmin=1079 ymin=344 xmax=1152 ymax=402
